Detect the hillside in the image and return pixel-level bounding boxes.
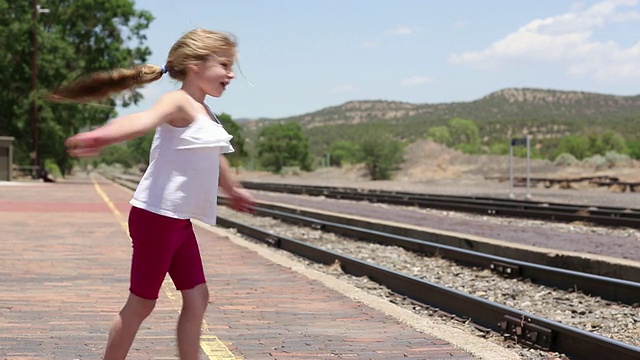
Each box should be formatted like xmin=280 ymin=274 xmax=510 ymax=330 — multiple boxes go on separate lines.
xmin=244 ymin=88 xmax=640 ymax=130
xmin=240 ymin=88 xmax=640 ymax=157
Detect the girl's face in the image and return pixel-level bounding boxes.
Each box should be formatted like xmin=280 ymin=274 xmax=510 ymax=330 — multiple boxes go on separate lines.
xmin=196 ymin=50 xmax=236 ymax=98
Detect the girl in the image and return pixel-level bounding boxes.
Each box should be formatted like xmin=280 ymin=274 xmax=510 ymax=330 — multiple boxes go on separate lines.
xmin=51 ymin=29 xmax=254 ymax=359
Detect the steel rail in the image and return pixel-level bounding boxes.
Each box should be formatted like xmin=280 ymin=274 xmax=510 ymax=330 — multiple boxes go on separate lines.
xmin=223 ymin=200 xmax=640 ymax=305
xmin=216 ymin=216 xmax=640 ymax=360
xmin=240 ymin=181 xmax=640 ymax=228
xmin=111 ymin=175 xmax=640 ymax=227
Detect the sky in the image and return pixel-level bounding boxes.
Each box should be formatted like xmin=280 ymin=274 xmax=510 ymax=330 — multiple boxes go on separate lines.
xmin=117 ymin=0 xmax=640 ymax=120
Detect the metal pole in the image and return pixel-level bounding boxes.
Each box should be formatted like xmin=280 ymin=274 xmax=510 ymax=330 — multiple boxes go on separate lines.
xmin=526 ymin=136 xmax=531 ymax=200
xmin=30 ymin=0 xmax=39 ymax=176
xmin=509 ymin=141 xmax=514 ymax=199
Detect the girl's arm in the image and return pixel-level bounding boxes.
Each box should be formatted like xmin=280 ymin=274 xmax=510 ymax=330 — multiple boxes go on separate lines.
xmin=218 ymin=155 xmax=240 ymax=194
xmin=66 ymin=91 xmax=187 ymax=157
xmin=219 ymin=155 xmax=255 ymax=213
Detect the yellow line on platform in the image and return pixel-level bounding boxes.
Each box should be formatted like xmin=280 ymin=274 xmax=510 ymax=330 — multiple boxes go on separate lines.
xmin=163 ymin=284 xmax=238 ymax=360
xmin=92 ymin=177 xmax=239 ymax=360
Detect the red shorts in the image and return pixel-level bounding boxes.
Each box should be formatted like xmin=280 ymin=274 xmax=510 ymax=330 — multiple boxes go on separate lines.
xmin=128 ymin=206 xmax=206 ymax=300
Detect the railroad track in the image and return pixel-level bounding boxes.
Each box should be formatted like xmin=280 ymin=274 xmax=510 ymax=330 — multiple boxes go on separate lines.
xmin=240 ymin=181 xmax=640 ymax=228
xmin=105 ymin=172 xmax=640 ymax=359
xmin=110 ymin=174 xmax=640 ymax=228
xmin=222 ymin=200 xmax=640 ymax=305
xmin=215 ymin=210 xmax=640 ymax=360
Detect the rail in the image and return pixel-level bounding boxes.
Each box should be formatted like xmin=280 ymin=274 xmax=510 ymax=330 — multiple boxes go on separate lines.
xmin=233 ymin=201 xmax=640 ymax=305
xmin=216 ymin=217 xmax=640 ymax=360
xmin=239 ymin=181 xmax=640 ymax=228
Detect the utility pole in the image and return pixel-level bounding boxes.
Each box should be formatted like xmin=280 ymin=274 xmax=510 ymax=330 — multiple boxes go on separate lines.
xmin=30 ymin=0 xmax=39 ymax=174
xmin=30 ymin=0 xmax=48 ymax=177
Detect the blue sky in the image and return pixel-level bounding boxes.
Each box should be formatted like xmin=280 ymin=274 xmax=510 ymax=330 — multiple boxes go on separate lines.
xmin=118 ymin=0 xmax=640 ymax=120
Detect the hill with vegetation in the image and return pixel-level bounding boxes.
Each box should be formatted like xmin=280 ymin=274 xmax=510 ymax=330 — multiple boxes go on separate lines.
xmin=242 ymin=88 xmax=640 ymax=158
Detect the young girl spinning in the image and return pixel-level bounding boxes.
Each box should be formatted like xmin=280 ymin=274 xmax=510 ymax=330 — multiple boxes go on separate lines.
xmin=51 ymin=29 xmax=254 ymax=359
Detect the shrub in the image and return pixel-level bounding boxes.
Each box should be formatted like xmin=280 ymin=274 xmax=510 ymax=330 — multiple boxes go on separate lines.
xmin=582 ymin=154 xmax=608 ymax=170
xmin=44 ymin=159 xmax=62 ymax=178
xmin=604 ymin=151 xmax=633 ymax=167
xmin=554 ymin=153 xmax=579 ymax=166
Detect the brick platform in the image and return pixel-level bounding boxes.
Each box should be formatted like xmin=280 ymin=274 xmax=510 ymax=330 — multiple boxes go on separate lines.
xmin=0 ymin=176 xmax=503 ymax=359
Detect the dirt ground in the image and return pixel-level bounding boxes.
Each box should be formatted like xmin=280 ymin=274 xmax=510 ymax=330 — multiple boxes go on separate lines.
xmin=238 ymin=140 xmax=640 ymax=209
xmin=397 ymin=140 xmax=640 ymax=181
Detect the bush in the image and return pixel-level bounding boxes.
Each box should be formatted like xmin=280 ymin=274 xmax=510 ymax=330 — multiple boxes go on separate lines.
xmin=358 ymin=136 xmax=404 ymax=180
xmin=329 ymin=141 xmax=359 ymax=166
xmin=280 ymin=166 xmax=302 ymax=176
xmin=582 ymin=154 xmax=608 ymax=170
xmin=554 ymin=153 xmax=579 ymax=166
xmin=257 ymin=122 xmax=313 ymax=173
xmin=604 ymin=151 xmax=633 ymax=167
xmin=44 ymin=159 xmax=62 ymax=178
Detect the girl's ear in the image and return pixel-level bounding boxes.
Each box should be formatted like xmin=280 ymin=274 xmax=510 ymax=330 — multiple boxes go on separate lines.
xmin=187 ymin=62 xmax=201 ymax=74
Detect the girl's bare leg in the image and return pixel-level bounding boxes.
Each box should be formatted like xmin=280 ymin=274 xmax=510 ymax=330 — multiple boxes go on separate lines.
xmin=103 ymin=293 xmax=156 ymax=360
xmin=177 ymin=283 xmax=209 ymax=360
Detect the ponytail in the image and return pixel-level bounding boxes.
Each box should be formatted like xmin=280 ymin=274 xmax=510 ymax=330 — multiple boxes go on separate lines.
xmin=49 ymin=64 xmax=166 ymax=103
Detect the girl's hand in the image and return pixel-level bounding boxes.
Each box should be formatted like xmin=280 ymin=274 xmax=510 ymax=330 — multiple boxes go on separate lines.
xmin=229 ymin=187 xmax=255 ymax=213
xmin=65 ymin=131 xmax=103 ymax=157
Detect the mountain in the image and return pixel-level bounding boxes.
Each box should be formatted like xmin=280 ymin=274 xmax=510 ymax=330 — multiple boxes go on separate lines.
xmin=241 ymin=88 xmax=640 ymax=155
xmin=244 ymin=88 xmax=640 ymax=131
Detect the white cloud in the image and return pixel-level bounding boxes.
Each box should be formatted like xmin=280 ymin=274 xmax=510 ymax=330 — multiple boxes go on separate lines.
xmin=361 ymin=40 xmax=382 ymax=48
xmin=386 ymin=26 xmax=414 ymax=36
xmin=449 ymin=0 xmax=640 ymax=80
xmin=330 ymin=84 xmax=361 ymax=94
xmin=400 ymin=76 xmax=435 ymax=86
xmin=362 ymin=26 xmax=416 ymax=49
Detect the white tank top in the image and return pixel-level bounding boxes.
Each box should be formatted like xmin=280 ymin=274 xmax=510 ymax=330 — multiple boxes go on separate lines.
xmin=130 ymin=114 xmax=234 ymax=224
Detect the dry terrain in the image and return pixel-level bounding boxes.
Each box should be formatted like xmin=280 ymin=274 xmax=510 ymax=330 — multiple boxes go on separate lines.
xmin=239 ymin=140 xmax=640 ymax=209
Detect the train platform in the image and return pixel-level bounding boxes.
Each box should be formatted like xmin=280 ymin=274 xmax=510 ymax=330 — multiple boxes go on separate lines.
xmin=0 ymin=176 xmax=519 ymax=360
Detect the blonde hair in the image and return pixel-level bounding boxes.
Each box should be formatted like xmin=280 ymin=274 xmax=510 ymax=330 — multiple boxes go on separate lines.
xmin=49 ymin=29 xmax=237 ymax=102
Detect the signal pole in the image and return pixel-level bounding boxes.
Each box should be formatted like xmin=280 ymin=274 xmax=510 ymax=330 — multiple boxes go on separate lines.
xmin=30 ymin=0 xmax=39 ymax=173
xmin=30 ymin=0 xmax=49 ymax=176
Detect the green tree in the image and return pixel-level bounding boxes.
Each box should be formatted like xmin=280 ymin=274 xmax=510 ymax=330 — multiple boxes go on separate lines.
xmin=587 ymin=133 xmax=605 ymax=156
xmin=553 ymin=132 xmax=628 ymax=161
xmin=488 ymin=141 xmax=510 ymax=155
xmin=600 ymin=130 xmax=628 ymax=154
xmin=217 ymin=113 xmax=247 ymax=169
xmin=427 ymin=126 xmax=451 ymax=146
xmin=99 ymin=144 xmax=137 ymax=168
xmin=358 ymin=135 xmax=404 ymax=180
xmin=554 ymin=135 xmax=591 ymax=160
xmin=329 ymin=140 xmax=359 ymax=166
xmin=448 ymin=118 xmax=480 ymax=153
xmin=626 ymin=140 xmax=640 ymax=160
xmin=0 ymin=0 xmax=153 ymax=175
xmin=256 ymin=122 xmax=312 ymax=173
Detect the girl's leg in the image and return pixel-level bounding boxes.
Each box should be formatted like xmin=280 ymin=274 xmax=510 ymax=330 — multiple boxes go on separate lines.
xmin=169 ymin=219 xmax=208 ymax=359
xmin=103 ymin=293 xmax=156 ymax=360
xmin=113 ymin=206 xmax=178 ymax=359
xmin=177 ymin=283 xmax=210 ymax=360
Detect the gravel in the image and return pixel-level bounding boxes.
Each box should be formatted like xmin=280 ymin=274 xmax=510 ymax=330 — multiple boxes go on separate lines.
xmin=253 ymin=191 xmax=640 ymax=262
xmin=217 ymin=203 xmax=640 ymax=360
